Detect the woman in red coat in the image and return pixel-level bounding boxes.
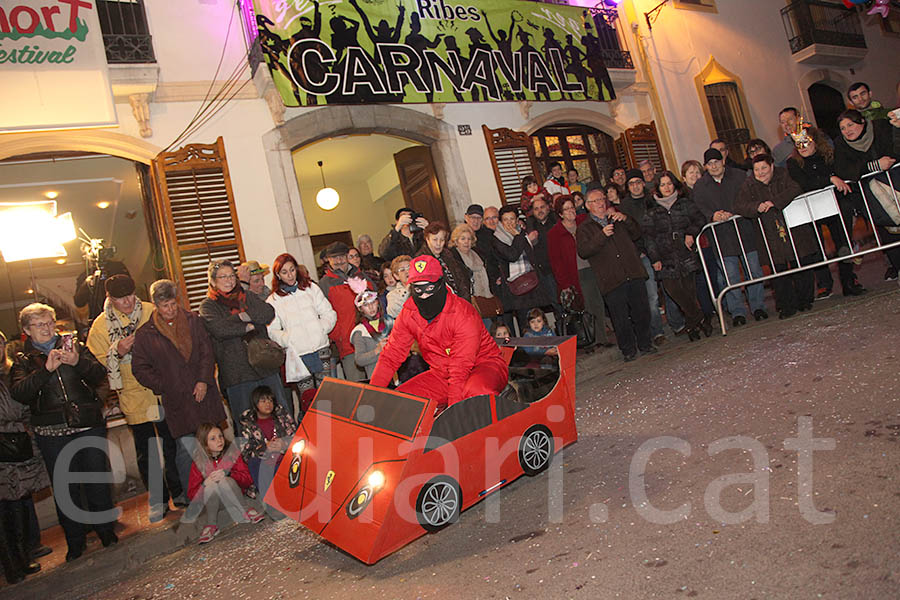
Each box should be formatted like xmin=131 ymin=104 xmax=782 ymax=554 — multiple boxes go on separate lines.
xmin=547 ymin=195 xmax=612 ymax=346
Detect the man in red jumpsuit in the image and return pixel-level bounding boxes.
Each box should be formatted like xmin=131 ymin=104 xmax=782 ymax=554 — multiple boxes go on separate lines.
xmin=369 ymin=255 xmax=508 ymax=411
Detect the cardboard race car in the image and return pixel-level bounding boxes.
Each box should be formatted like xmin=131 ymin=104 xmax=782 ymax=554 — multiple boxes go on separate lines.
xmin=264 ymin=335 xmax=578 ymax=564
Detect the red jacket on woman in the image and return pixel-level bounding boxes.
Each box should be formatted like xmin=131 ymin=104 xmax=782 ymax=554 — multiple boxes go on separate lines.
xmin=547 ymin=213 xmax=588 ymax=301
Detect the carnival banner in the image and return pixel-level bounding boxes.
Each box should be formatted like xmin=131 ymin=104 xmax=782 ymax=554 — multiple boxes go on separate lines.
xmin=251 ymin=0 xmax=617 ymax=107
xmin=0 ymin=0 xmax=117 ymax=132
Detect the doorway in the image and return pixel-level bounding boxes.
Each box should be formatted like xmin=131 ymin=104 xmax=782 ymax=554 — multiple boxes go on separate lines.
xmin=0 ymin=152 xmax=163 ymax=336
xmin=808 ymin=83 xmax=846 ymax=142
xmin=291 ymin=134 xmax=447 ymax=273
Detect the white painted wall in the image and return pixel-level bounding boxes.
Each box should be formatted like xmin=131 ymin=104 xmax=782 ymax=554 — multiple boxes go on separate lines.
xmin=629 ymin=0 xmax=900 ymax=167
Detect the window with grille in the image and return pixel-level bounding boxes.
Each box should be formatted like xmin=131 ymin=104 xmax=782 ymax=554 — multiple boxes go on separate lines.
xmin=704 ymin=82 xmax=752 ymax=162
xmin=532 ymin=125 xmax=617 ymax=186
xmin=97 ymin=0 xmax=156 ymax=64
xmin=151 ymin=138 xmax=245 ymax=309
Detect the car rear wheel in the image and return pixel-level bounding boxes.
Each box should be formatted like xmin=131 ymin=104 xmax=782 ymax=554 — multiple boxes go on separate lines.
xmin=416 ymin=476 xmax=461 ymax=532
xmin=519 ymin=426 xmax=554 ymax=475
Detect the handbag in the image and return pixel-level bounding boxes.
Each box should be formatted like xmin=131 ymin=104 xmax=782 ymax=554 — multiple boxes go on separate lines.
xmin=245 ymin=333 xmax=287 ymax=373
xmin=508 ymin=270 xmax=539 ymax=296
xmin=472 ymin=295 xmax=503 ymax=318
xmin=0 ymin=431 xmax=33 ymax=463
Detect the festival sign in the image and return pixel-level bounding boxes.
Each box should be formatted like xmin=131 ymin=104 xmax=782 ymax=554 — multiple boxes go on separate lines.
xmin=0 ymin=0 xmax=117 ymax=132
xmin=251 ymin=0 xmax=616 ymax=107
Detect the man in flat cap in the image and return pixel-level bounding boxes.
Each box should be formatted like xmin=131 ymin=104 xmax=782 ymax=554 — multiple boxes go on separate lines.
xmin=319 ymin=242 xmax=374 ymax=382
xmin=369 ymin=255 xmax=508 ymax=413
xmin=237 ymin=260 xmax=271 ymax=300
xmin=87 ymin=275 xmax=185 ymax=521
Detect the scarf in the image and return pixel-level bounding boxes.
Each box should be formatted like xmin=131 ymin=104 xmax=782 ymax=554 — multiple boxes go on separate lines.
xmin=280 ymin=282 xmax=298 ymax=294
xmin=207 ymin=286 xmax=248 ymax=315
xmin=493 ymin=226 xmax=532 ymax=281
xmin=32 ymin=335 xmax=59 ymax=355
xmin=655 ymin=191 xmax=679 ymax=211
xmin=104 ymin=298 xmax=142 ymax=390
xmin=362 ymin=316 xmax=391 ymax=340
xmin=434 ymin=252 xmax=460 ymax=297
xmin=152 ymin=307 xmax=192 ymax=362
xmin=845 ymin=119 xmax=874 ymax=153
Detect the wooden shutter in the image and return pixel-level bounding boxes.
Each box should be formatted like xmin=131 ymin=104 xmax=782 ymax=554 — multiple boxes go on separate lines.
xmin=151 ymin=137 xmax=245 ymax=309
xmin=483 ymin=125 xmax=540 ymax=207
xmin=614 ymin=121 xmax=665 ymax=171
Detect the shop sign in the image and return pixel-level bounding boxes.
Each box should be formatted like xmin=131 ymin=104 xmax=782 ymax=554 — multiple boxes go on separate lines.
xmin=0 ymin=0 xmax=117 ymax=132
xmin=251 ymin=0 xmax=616 ymax=107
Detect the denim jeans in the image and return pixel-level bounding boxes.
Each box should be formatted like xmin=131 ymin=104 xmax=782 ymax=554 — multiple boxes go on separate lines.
xmin=641 ymin=255 xmax=684 ymax=337
xmin=717 ymin=251 xmax=766 ymax=317
xmin=226 ymin=372 xmax=292 ymax=422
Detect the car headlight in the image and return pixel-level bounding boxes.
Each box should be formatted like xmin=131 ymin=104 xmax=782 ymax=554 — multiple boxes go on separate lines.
xmin=346 ymin=471 xmax=386 ymax=519
xmin=292 ymin=439 xmax=306 ymax=455
xmin=368 ymin=470 xmax=385 ymax=490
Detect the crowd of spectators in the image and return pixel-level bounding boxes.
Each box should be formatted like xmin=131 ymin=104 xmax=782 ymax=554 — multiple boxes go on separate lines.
xmin=0 ymin=80 xmax=897 ymax=583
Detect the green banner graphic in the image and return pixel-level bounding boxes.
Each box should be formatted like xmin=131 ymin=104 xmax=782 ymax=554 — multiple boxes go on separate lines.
xmin=252 ymin=0 xmax=617 ymax=107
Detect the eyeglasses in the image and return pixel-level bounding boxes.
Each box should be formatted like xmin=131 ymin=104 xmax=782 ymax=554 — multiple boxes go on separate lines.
xmin=216 ymin=273 xmax=237 ymax=280
xmin=28 ymin=320 xmax=54 ymax=330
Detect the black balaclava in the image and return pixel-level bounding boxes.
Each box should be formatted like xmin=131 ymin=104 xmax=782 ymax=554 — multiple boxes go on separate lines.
xmin=411 ymin=278 xmax=448 ymax=321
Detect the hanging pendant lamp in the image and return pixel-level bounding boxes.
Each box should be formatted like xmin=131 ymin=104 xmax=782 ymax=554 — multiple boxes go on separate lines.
xmin=316 ymin=160 xmax=339 ymax=211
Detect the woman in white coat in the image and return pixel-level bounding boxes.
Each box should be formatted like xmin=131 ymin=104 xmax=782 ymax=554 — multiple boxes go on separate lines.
xmin=266 ymin=253 xmax=337 ymax=392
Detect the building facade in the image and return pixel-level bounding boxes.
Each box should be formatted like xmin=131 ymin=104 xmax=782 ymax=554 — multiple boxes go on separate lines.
xmin=1 ymin=0 xmax=897 ymax=311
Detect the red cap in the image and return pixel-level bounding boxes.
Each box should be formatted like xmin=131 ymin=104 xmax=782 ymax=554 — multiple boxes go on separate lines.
xmin=407 ymin=255 xmax=444 ymax=284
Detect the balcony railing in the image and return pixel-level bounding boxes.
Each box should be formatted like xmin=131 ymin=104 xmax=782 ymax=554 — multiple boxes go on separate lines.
xmin=781 ymin=0 xmax=866 ymax=54
xmin=97 ymin=0 xmax=156 ymax=64
xmin=600 ymin=49 xmax=634 ymax=70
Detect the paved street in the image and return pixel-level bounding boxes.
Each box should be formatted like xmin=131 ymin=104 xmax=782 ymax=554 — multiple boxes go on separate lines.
xmin=32 ymin=288 xmax=900 ymax=599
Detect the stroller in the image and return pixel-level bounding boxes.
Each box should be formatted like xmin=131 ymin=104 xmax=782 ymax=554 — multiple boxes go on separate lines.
xmin=554 ymin=287 xmax=597 ymax=353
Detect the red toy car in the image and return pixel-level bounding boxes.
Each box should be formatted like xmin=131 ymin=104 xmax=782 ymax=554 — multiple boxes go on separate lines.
xmin=264 ymin=336 xmax=578 ymax=564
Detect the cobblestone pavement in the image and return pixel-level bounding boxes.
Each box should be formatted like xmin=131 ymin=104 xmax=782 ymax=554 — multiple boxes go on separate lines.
xmin=19 ymin=287 xmax=900 ymax=599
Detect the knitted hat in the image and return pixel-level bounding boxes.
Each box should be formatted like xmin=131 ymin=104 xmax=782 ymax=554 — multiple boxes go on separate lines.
xmin=625 ymin=168 xmax=643 ymax=183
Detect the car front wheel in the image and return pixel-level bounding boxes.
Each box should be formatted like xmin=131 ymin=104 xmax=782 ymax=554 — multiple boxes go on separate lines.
xmin=416 ymin=476 xmax=461 ymax=532
xmin=519 ymin=426 xmax=554 ymax=475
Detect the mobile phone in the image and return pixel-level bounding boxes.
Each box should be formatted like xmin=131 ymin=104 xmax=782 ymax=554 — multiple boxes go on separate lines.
xmin=889 ymin=108 xmax=900 ymax=120
xmin=61 ymin=334 xmax=74 ymax=352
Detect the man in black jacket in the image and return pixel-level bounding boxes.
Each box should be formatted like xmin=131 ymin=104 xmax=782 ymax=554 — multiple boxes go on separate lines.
xmin=692 ymin=149 xmax=768 ymax=327
xmin=466 ymin=204 xmax=502 ymax=295
xmin=526 ymin=196 xmax=560 ymax=317
xmin=380 ymin=207 xmax=429 ymax=263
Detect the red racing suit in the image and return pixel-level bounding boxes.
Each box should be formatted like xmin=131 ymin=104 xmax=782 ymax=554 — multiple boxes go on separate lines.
xmin=369 ymin=291 xmax=508 ymax=407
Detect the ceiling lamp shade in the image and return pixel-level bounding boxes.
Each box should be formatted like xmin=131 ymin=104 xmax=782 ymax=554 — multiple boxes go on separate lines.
xmin=315 ymin=160 xmax=339 ymax=211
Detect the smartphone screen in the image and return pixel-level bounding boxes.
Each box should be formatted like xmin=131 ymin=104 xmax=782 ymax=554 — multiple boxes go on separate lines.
xmin=61 ymin=334 xmax=74 ymax=352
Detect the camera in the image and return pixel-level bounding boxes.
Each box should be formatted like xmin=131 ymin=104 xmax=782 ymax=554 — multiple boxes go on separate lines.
xmin=408 ymin=211 xmax=425 ymax=233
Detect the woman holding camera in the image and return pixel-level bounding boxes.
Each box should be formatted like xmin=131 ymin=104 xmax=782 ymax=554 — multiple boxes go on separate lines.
xmin=492 ymin=206 xmax=553 ymax=335
xmin=10 ymin=303 xmax=117 ymax=562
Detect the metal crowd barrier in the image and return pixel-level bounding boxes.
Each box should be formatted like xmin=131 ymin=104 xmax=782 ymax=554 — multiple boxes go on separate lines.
xmin=698 ymin=165 xmax=900 ymax=335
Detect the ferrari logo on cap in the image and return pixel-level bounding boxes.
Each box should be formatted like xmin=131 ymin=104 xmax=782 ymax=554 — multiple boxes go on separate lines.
xmin=414 ymin=260 xmax=427 ymax=273
xmin=324 ymin=470 xmax=335 ymax=491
